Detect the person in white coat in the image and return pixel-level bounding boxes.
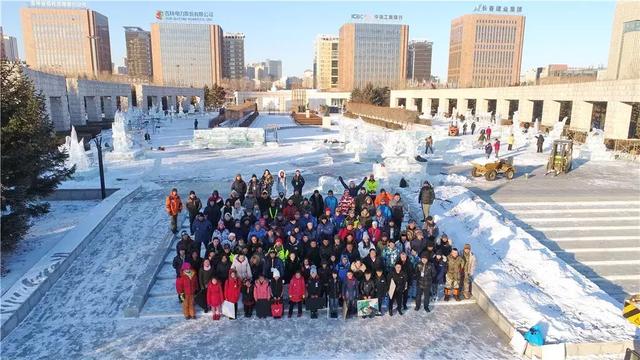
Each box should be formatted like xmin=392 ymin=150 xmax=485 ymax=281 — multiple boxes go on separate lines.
xmin=276 ymin=170 xmax=287 ymax=197
xmin=358 ymin=234 xmax=376 ymax=259
xmin=231 ymin=254 xmax=252 ymax=281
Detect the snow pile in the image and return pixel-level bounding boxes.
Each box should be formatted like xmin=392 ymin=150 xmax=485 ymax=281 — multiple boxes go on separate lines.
xmin=398 ymin=185 xmax=636 ymax=344
xmin=192 ymin=128 xmax=265 ymax=149
xmin=316 ymin=175 xmax=342 ymax=193
xmin=60 ymin=126 xmax=91 ymax=171
xmin=579 ymin=129 xmax=612 ymax=161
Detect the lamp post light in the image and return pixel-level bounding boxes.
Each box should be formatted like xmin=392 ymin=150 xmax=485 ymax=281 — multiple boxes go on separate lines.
xmin=92 ymin=134 xmax=106 ymax=199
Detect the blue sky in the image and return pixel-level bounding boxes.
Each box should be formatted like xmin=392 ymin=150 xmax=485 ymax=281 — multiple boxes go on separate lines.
xmin=1 ymin=1 xmax=616 ymax=79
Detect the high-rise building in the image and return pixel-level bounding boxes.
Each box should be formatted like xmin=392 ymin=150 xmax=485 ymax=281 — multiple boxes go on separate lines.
xmin=246 ymin=65 xmax=256 ymax=80
xmin=150 ymin=22 xmax=223 ymax=87
xmin=313 ymin=34 xmax=339 ymax=90
xmin=2 ymin=32 xmax=19 ymax=61
xmin=223 ymin=33 xmax=245 ymax=80
xmin=338 ymin=23 xmax=409 ymax=91
xmin=21 ymin=4 xmax=112 ymax=76
xmin=266 ymin=59 xmax=282 ymax=80
xmin=302 ymin=69 xmax=314 ymax=88
xmin=124 ymin=26 xmax=153 ymax=79
xmin=407 ymin=40 xmax=432 ymax=84
xmin=603 ymin=1 xmax=640 ymax=80
xmin=447 ymin=13 xmax=525 ymax=88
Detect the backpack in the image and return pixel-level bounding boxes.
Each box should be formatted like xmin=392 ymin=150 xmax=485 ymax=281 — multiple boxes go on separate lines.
xmin=399 ymin=178 xmax=408 ymax=188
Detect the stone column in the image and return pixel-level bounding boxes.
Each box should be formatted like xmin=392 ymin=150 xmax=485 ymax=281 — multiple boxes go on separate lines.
xmin=457 ymin=98 xmax=468 ymax=115
xmin=496 ymin=99 xmax=511 ymax=122
xmin=541 ymin=100 xmax=561 ymax=127
xmin=478 ymin=99 xmax=491 ymax=114
xmin=604 ymin=101 xmax=632 ymax=139
xmin=85 ymin=96 xmax=99 ymax=123
xmin=519 ymin=99 xmax=534 ymax=123
xmin=422 ymin=98 xmax=432 ymax=115
xmin=570 ymin=101 xmax=593 ymax=132
xmin=103 ymin=96 xmax=117 ymax=119
xmin=406 ymin=98 xmax=418 ymax=111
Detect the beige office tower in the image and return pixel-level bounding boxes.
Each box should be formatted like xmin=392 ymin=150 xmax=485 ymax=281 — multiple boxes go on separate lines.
xmin=603 ymin=1 xmax=640 ymax=80
xmin=150 ymin=23 xmax=223 ymax=87
xmin=21 ymin=6 xmax=112 ymax=76
xmin=447 ymin=14 xmax=525 ymax=88
xmin=314 ymin=35 xmax=339 ymax=90
xmin=339 ymin=23 xmax=409 ymax=91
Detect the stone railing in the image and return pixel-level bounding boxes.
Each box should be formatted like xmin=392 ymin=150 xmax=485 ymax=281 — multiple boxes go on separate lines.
xmin=345 ymin=102 xmax=420 ymax=129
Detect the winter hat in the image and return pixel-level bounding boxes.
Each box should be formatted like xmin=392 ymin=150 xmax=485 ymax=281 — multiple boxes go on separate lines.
xmin=272 ymin=268 xmax=280 ymax=278
xmin=275 ymin=238 xmax=283 ymax=245
xmin=252 ymin=174 xmax=257 ymax=179
xmin=181 ymin=262 xmax=192 ymax=271
xmin=464 ymin=243 xmax=471 ymax=250
xmin=189 ymin=190 xmax=195 ymax=195
xmin=181 ymin=230 xmax=188 ymax=236
xmin=310 ymin=265 xmax=318 ymax=275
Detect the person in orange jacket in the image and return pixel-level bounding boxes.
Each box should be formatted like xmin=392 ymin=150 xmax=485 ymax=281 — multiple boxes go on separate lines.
xmin=176 ymin=262 xmax=198 ymax=320
xmin=374 ymin=189 xmax=392 ymax=207
xmin=166 ymin=188 xmax=183 ymax=234
xmin=206 ymin=277 xmax=224 ymax=320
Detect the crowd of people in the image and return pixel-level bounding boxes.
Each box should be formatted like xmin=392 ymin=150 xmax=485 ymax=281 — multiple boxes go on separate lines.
xmin=166 ymin=170 xmax=477 ymax=321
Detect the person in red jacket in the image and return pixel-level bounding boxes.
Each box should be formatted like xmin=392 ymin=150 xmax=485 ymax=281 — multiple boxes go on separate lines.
xmin=338 ymin=223 xmax=355 ymax=241
xmin=166 ymin=188 xmax=183 ymax=234
xmin=224 ymin=269 xmax=242 ymax=319
xmin=176 ymin=262 xmax=198 ymax=320
xmin=288 ymin=270 xmax=306 ymax=318
xmin=206 ymin=277 xmax=224 ymax=320
xmin=367 ymin=221 xmax=382 ymax=243
xmin=282 ymin=199 xmax=297 ymax=221
xmin=493 ymin=139 xmax=501 ymax=158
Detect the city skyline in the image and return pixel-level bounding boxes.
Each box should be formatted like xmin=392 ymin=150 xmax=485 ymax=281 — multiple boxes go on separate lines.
xmin=1 ymin=1 xmax=615 ymax=80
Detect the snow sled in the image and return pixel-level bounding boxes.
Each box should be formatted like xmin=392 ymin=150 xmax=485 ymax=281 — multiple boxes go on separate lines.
xmin=415 ymin=155 xmax=428 ymax=163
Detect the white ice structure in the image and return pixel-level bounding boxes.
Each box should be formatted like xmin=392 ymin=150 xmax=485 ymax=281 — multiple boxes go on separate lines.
xmin=188 ymin=104 xmax=195 ymax=114
xmin=579 ymin=129 xmax=611 ymax=160
xmin=61 ymin=126 xmax=91 ymax=171
xmin=192 ymin=128 xmax=265 ymax=149
xmin=108 ymin=111 xmax=144 ymax=160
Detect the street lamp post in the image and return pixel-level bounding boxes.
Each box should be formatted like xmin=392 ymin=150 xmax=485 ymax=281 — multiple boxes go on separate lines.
xmin=93 ymin=134 xmax=106 ymax=199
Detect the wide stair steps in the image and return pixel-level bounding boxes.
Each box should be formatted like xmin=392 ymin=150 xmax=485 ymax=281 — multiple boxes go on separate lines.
xmin=499 ymin=200 xmax=640 ymax=303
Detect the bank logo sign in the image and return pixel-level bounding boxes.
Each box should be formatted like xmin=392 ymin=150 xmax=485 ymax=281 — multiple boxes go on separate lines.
xmin=351 ymin=13 xmax=404 ymax=22
xmin=155 ymin=10 xmax=215 ymax=23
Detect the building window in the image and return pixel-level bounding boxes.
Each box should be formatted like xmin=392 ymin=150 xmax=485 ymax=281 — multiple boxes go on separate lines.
xmin=623 ymin=20 xmax=640 ymax=33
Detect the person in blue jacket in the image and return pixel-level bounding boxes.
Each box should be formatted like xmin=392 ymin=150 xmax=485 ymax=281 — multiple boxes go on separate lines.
xmin=323 ymin=190 xmax=338 ymax=215
xmin=335 ymin=254 xmax=351 ymax=283
xmin=431 ymin=250 xmax=447 ymax=300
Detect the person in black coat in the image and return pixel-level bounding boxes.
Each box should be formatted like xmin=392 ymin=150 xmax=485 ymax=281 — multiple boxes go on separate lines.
xmin=270 ymin=269 xmax=284 ymax=302
xmin=327 ymin=270 xmax=342 ymax=318
xmin=359 ymin=271 xmax=376 ymax=300
xmin=241 ymin=279 xmax=255 ymax=317
xmin=203 ymin=199 xmax=222 ymax=230
xmin=317 ymin=260 xmax=332 ymax=292
xmin=306 ymin=267 xmax=324 ymax=318
xmin=291 ymin=170 xmax=306 ymax=195
xmin=231 ymin=174 xmax=248 ymax=203
xmin=398 ymin=252 xmax=414 ymax=311
xmin=176 ymin=231 xmax=196 ymax=256
xmin=374 ymin=269 xmax=389 ymax=314
xmin=338 ymin=176 xmax=367 ymax=197
xmin=173 ymin=248 xmax=187 ymax=278
xmin=363 ymin=249 xmax=384 ymax=273
xmin=388 ymin=263 xmax=407 ymax=316
xmin=284 ymin=253 xmax=301 ymax=284
xmin=215 ymin=256 xmax=231 ymax=287
xmin=318 ymin=238 xmax=334 ymax=263
xmin=305 ymin=240 xmax=321 ymax=267
xmin=309 ymin=190 xmax=324 ymax=218
xmin=415 ymin=254 xmax=435 ymax=312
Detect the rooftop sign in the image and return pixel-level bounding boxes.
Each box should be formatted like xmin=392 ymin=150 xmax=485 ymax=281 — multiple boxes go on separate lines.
xmin=351 ymin=13 xmax=404 ymax=22
xmin=155 ymin=10 xmax=215 ymax=23
xmin=473 ymin=4 xmax=523 ymax=13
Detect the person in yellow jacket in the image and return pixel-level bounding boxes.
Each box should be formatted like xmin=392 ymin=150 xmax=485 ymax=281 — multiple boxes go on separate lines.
xmin=364 ymin=174 xmax=378 ymax=199
xmin=507 ymin=133 xmax=515 ymax=151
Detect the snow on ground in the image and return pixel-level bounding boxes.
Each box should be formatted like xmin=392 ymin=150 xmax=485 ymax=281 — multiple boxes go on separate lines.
xmin=1 ymin=200 xmax=100 ymax=292
xmin=250 ymin=114 xmax=297 ymax=128
xmin=2 ymin=114 xmax=638 ymax=358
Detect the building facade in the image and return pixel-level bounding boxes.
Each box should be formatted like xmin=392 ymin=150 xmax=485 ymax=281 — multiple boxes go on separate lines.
xmin=313 ymin=34 xmax=339 ymax=90
xmin=150 ymin=22 xmax=223 ymax=87
xmin=223 ymin=33 xmax=245 ymax=80
xmin=603 ymin=1 xmax=640 ymax=80
xmin=447 ymin=14 xmax=525 ymax=88
xmin=21 ymin=5 xmax=112 ymax=76
xmin=2 ymin=33 xmax=19 ymax=61
xmin=338 ymin=23 xmax=409 ymax=91
xmin=124 ymin=27 xmax=153 ymax=80
xmin=407 ymin=39 xmax=432 ymax=84
xmin=266 ymin=59 xmax=282 ymax=80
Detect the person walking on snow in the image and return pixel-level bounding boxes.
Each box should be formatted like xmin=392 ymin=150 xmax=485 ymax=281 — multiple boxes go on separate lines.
xmin=418 ymin=181 xmax=435 ymax=221
xmin=425 ymin=136 xmax=434 ymax=154
xmin=471 ymin=121 xmax=477 ymax=135
xmin=493 ymin=139 xmax=501 ymax=158
xmin=485 ymin=126 xmax=492 ymax=139
xmin=484 ymin=142 xmax=493 ymax=159
xmin=535 ymin=133 xmax=545 ymax=153
xmin=507 ymin=133 xmax=515 ymax=151
xmin=166 ymin=188 xmax=183 ymax=234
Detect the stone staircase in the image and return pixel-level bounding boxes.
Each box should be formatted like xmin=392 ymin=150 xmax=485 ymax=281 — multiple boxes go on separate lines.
xmin=499 ymin=200 xmax=640 ymax=303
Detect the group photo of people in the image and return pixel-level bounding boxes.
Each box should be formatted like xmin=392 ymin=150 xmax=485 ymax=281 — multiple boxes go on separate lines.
xmin=165 ymin=170 xmax=477 ymax=321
